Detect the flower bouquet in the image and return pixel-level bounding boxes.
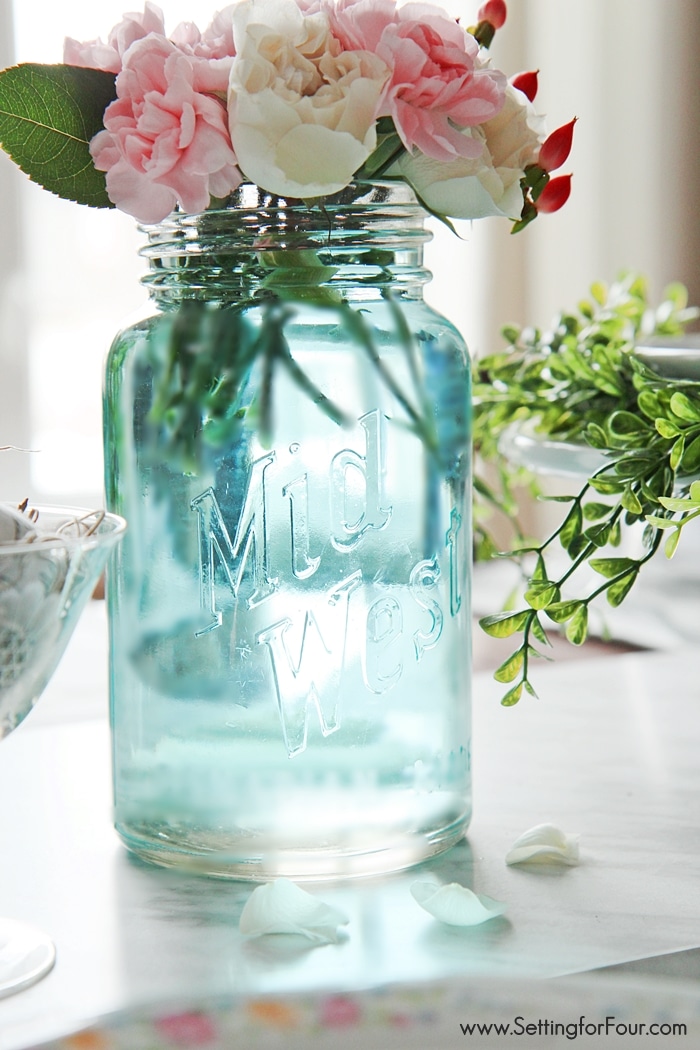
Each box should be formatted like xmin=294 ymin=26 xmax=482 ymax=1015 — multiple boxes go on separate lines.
xmin=0 ymin=0 xmax=573 ymax=227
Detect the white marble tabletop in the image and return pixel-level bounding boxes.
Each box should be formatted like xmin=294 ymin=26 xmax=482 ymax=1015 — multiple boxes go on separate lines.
xmin=1 ymin=602 xmax=699 ymax=1050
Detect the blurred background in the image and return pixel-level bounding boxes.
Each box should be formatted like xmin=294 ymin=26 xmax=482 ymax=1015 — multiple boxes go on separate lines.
xmin=1 ymin=0 xmax=699 ymax=507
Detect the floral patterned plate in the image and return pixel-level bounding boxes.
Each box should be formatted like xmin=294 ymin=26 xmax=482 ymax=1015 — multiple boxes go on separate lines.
xmin=26 ymin=972 xmax=700 ymax=1050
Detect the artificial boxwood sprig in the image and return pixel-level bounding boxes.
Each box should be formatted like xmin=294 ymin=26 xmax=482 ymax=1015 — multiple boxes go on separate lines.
xmin=474 ymin=273 xmax=700 ymax=704
xmin=479 ymin=467 xmax=666 ymax=706
xmin=647 ymin=480 xmax=700 ymax=557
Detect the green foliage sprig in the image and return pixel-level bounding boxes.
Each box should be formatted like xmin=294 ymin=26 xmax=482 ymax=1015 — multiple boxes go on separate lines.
xmin=142 ymin=258 xmax=440 ymax=473
xmin=474 ymin=273 xmax=700 ymax=705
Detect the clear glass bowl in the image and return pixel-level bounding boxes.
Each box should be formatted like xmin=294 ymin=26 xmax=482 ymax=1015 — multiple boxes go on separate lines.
xmin=0 ymin=504 xmax=125 ymax=997
xmin=0 ymin=504 xmax=126 ymax=740
xmin=0 ymin=505 xmax=126 ymax=739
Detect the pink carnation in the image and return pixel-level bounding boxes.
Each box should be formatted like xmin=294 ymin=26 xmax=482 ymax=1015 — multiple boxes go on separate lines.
xmin=172 ymin=6 xmax=237 ymax=59
xmin=63 ymin=1 xmax=166 ymax=73
xmin=327 ymin=0 xmax=397 ymax=50
xmin=170 ymin=6 xmax=238 ymax=93
xmin=63 ymin=5 xmax=236 ymax=92
xmin=332 ymin=0 xmax=506 ymax=162
xmin=90 ymin=35 xmax=241 ymax=222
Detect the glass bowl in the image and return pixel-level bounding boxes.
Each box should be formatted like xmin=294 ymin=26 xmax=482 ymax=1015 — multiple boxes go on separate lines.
xmin=0 ymin=504 xmax=126 ymax=739
xmin=0 ymin=503 xmax=125 ymax=997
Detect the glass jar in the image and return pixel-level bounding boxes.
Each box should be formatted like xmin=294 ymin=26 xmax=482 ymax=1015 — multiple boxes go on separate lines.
xmin=103 ymin=181 xmax=472 ymax=879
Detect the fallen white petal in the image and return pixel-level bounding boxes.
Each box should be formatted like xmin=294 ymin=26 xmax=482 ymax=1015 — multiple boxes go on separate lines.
xmin=410 ymin=880 xmax=506 ymax=926
xmin=239 ymin=878 xmax=349 ymax=944
xmin=505 ymin=823 xmax=580 ymax=866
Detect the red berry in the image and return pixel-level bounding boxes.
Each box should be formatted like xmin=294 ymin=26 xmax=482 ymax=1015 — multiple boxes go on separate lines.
xmin=477 ymin=0 xmax=507 ymax=30
xmin=536 ymin=174 xmax=572 ymax=214
xmin=538 ymin=118 xmax=577 ymax=172
xmin=510 ymin=70 xmax=539 ymax=103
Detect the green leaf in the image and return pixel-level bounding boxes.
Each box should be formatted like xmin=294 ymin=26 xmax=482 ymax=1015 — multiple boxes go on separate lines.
xmin=530 ymin=553 xmax=547 ymax=582
xmin=591 ymin=369 xmax=624 ymax=398
xmin=680 ymin=434 xmax=700 ymax=474
xmin=524 ymin=580 xmax=561 ymax=609
xmin=640 ymin=465 xmax=673 ymax=502
xmin=614 ymin=456 xmax=661 ymax=484
xmin=655 ymin=418 xmax=680 ymax=439
xmin=665 ymin=529 xmax=682 ymax=558
xmin=638 ymin=390 xmax=663 ymax=420
xmin=663 ymin=280 xmax=689 ymax=309
xmin=589 ymin=475 xmax=625 ymax=496
xmin=500 ymin=681 xmax=524 ymax=707
xmin=670 ymin=436 xmax=685 ymax=472
xmin=585 ymin=520 xmax=612 ymax=547
xmin=670 ymin=391 xmax=700 ymax=424
xmin=545 ymin=600 xmax=583 ymax=623
xmin=607 ymin=410 xmax=649 ymax=438
xmin=494 ymin=649 xmax=525 ymax=684
xmin=582 ymin=501 xmax=612 ymax=521
xmin=560 ymin=502 xmax=583 ymax=552
xmin=646 ymin=514 xmax=676 ymax=529
xmin=585 ymin=422 xmax=610 ymax=450
xmin=358 ymin=127 xmax=403 ymax=177
xmin=606 ymin=569 xmax=639 ymax=607
xmin=0 ymin=63 xmax=115 ymax=207
xmin=590 ymin=280 xmax=607 ymax=305
xmin=479 ymin=611 xmax=528 ymax=638
xmin=565 ymin=605 xmax=588 ymax=645
xmin=567 ymin=534 xmax=591 ymax=559
xmin=642 ymin=523 xmax=656 ymax=548
xmin=474 ymin=533 xmax=498 ymax=561
xmin=656 ymin=494 xmax=698 ymax=512
xmin=620 ymin=486 xmax=643 ymax=515
xmin=589 ymin=556 xmax=637 ymax=578
xmin=529 ymin=615 xmax=550 ymax=645
xmin=691 ymin=479 xmax=700 ymax=501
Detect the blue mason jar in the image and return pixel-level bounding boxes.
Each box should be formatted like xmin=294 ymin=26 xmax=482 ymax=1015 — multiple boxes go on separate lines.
xmin=103 ymin=181 xmax=472 ymax=879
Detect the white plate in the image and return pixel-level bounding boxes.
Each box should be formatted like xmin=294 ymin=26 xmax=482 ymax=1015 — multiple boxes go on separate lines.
xmin=635 ymin=338 xmax=700 ymax=381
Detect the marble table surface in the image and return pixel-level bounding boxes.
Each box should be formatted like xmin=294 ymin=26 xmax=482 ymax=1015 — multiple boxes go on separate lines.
xmin=1 ymin=601 xmax=699 ymax=1049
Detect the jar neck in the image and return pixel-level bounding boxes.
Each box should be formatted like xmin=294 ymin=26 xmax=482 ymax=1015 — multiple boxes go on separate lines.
xmin=140 ymin=181 xmax=431 ymax=305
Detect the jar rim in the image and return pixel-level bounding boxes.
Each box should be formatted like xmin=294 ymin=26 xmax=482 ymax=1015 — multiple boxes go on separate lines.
xmin=138 ymin=179 xmax=425 ymax=233
xmin=139 ymin=178 xmax=431 ymax=300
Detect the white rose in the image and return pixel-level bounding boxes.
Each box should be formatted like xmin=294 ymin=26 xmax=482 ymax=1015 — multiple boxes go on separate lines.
xmin=228 ymin=0 xmax=389 ymax=198
xmin=392 ymin=83 xmax=546 ymax=220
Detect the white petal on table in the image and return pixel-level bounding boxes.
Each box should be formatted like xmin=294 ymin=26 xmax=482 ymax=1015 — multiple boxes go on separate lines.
xmin=239 ymin=878 xmax=349 ymax=944
xmin=505 ymin=823 xmax=580 ymax=866
xmin=410 ymin=881 xmax=506 ymax=926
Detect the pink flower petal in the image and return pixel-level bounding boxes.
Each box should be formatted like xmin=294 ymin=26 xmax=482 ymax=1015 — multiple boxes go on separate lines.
xmin=104 ymin=157 xmax=177 ymax=221
xmin=178 ymin=102 xmax=197 ymax=149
